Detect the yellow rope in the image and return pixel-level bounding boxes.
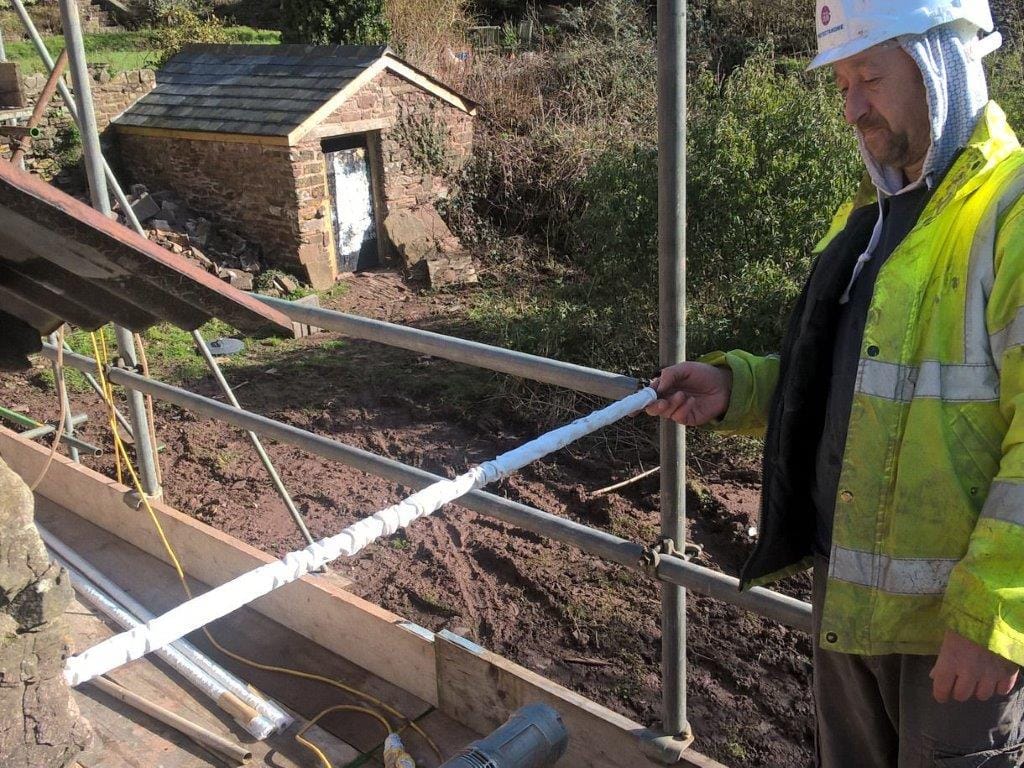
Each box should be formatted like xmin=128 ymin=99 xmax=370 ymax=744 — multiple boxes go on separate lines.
xmin=86 ymin=349 xmax=442 ymax=766
xmin=29 ymin=326 xmax=66 ymax=491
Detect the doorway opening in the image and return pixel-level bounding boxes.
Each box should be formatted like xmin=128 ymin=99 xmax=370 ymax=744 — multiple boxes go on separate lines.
xmin=322 ymin=133 xmax=380 ymax=272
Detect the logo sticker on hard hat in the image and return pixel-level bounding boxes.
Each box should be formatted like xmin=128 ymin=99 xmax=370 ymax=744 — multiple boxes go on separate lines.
xmin=821 ymin=5 xmax=832 ymax=25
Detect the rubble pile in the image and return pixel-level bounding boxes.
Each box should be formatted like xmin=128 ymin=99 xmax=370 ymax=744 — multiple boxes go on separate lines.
xmin=121 ymin=184 xmax=301 ymax=297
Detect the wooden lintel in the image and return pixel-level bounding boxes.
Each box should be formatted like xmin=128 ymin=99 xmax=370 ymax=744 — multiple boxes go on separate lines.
xmin=309 ymin=117 xmax=394 ymax=141
xmin=114 ymin=124 xmax=290 ymax=147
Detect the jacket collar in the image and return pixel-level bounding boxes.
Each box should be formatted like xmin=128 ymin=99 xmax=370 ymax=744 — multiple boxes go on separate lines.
xmin=946 ymin=101 xmax=1020 ymax=205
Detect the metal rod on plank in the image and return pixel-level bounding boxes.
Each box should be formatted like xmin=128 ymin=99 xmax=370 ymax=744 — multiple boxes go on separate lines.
xmin=89 ymin=676 xmax=253 ymax=765
xmin=39 ymin=344 xmax=813 ymax=633
xmin=658 ymin=0 xmax=689 ymax=741
xmin=63 ymin=342 xmax=135 ymax=439
xmin=192 ymin=330 xmax=315 ymax=547
xmin=56 ymin=0 xmax=161 ymax=496
xmin=257 ymin=294 xmax=641 ymax=401
xmin=9 ymin=0 xmax=144 ymax=233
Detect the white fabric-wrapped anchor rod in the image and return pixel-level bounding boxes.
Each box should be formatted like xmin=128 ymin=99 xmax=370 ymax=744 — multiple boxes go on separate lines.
xmin=64 ymin=387 xmax=658 ymax=687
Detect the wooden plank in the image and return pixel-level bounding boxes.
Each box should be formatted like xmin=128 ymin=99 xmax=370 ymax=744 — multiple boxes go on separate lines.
xmin=310 ymin=116 xmax=394 ymax=140
xmin=0 ymin=427 xmax=439 ymax=706
xmin=381 ymin=58 xmax=477 ymax=116
xmin=114 ymin=124 xmax=290 ymax=146
xmin=435 ymin=630 xmax=716 ymax=768
xmin=287 ymin=60 xmax=388 ymax=145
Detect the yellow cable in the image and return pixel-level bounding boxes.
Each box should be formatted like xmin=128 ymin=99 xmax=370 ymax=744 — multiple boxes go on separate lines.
xmin=295 ymin=704 xmax=392 ymax=768
xmin=87 ymin=354 xmax=443 ymax=764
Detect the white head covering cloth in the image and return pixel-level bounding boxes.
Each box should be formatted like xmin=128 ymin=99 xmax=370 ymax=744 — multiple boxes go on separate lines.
xmin=840 ymin=22 xmax=991 ymax=302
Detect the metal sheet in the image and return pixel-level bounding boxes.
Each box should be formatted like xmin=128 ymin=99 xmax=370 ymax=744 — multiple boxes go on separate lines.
xmin=0 ymin=161 xmax=292 ymax=336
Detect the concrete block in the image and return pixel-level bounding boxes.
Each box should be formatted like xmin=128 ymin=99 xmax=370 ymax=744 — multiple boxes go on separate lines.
xmin=130 ymin=192 xmax=160 ymax=223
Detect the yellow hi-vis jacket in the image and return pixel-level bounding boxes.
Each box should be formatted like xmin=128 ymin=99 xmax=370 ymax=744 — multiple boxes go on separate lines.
xmin=707 ymin=102 xmax=1024 ymax=661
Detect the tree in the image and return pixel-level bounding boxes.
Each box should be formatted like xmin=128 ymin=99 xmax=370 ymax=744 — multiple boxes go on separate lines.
xmin=281 ymin=0 xmax=390 ymax=45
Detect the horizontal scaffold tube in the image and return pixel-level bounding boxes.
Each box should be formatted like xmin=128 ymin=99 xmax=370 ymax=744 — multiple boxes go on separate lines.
xmin=38 ymin=344 xmax=812 ymax=633
xmin=257 ymin=294 xmax=641 ymax=401
xmin=63 ymin=389 xmax=659 ymax=685
xmin=40 ymin=525 xmax=293 ymax=733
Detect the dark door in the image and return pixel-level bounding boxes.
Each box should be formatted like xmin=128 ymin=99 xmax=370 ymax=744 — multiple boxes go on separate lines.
xmin=323 ymin=134 xmax=378 ymax=272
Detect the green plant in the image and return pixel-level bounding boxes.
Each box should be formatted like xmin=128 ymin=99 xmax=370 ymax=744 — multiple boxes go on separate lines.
xmin=151 ymin=5 xmax=230 ymax=66
xmin=281 ymin=0 xmax=389 ymax=45
xmin=52 ymin=121 xmax=82 ymax=169
xmin=394 ymin=107 xmax=453 ymax=176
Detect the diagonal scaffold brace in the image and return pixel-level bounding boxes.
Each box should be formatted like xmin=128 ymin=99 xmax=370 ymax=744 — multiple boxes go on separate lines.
xmin=64 ymin=387 xmax=658 ymax=687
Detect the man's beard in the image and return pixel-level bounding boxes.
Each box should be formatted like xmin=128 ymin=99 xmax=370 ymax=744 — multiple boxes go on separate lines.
xmin=859 ymin=117 xmax=913 ymax=167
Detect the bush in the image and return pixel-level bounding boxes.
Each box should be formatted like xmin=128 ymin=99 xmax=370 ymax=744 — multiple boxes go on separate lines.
xmin=141 ymin=1 xmax=229 ymax=65
xmin=281 ymin=0 xmax=389 ymax=45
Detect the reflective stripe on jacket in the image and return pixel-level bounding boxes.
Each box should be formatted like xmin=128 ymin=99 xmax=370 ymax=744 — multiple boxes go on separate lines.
xmin=707 ymin=102 xmax=1024 ymax=661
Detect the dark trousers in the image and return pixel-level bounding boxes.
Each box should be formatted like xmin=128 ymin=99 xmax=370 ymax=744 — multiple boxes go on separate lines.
xmin=812 ymin=557 xmax=1024 ymax=767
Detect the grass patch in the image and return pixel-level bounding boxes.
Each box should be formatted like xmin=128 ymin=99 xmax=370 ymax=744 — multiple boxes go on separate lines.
xmin=3 ymin=27 xmax=280 ymax=74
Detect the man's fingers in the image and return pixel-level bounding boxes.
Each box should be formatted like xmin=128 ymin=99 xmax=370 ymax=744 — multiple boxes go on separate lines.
xmin=974 ymin=676 xmax=998 ymax=702
xmin=952 ymin=672 xmax=978 ymax=703
xmin=930 ymin=659 xmax=956 ymax=703
xmin=996 ymin=669 xmax=1019 ymax=697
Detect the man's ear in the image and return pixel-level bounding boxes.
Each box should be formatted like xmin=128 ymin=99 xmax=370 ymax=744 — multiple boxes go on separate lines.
xmin=0 ymin=311 xmax=42 ymax=371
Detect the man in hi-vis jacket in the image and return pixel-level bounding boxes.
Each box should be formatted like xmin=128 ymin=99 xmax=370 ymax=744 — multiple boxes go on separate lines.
xmin=649 ymin=1 xmax=1024 ymax=765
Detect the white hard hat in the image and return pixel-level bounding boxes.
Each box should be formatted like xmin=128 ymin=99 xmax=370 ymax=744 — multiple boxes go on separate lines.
xmin=810 ymin=0 xmax=1000 ymax=69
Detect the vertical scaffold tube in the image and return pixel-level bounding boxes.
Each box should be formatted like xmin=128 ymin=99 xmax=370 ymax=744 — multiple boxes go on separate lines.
xmin=657 ymin=0 xmax=690 ymax=740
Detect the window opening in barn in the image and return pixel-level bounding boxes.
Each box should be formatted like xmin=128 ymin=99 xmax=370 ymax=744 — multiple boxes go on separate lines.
xmin=323 ymin=133 xmax=379 ymax=272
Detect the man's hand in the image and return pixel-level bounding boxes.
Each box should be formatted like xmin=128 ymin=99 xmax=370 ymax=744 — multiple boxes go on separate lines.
xmin=930 ymin=629 xmax=1020 ymax=703
xmin=645 ymin=362 xmax=733 ymax=427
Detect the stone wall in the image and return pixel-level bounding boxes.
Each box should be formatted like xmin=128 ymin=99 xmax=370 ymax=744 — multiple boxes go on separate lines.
xmin=0 ymin=459 xmax=91 ymax=767
xmin=116 ymin=134 xmax=306 ymax=276
xmin=2 ymin=67 xmax=155 ymax=177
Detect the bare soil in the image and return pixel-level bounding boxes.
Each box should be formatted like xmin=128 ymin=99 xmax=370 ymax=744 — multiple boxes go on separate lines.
xmin=4 ymin=272 xmax=815 ymax=767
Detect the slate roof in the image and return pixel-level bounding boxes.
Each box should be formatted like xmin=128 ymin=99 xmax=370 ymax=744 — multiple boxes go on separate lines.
xmin=115 ymin=44 xmax=402 ymax=137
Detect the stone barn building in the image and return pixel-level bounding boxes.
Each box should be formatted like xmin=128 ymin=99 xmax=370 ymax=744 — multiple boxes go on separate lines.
xmin=113 ymin=45 xmax=476 ymax=288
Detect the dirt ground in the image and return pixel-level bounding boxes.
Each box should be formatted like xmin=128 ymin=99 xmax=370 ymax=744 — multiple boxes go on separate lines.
xmin=4 ymin=272 xmax=815 ymax=767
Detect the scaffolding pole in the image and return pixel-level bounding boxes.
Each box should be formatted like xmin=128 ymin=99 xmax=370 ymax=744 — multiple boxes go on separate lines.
xmin=55 ymin=0 xmax=161 ymax=497
xmin=658 ymin=0 xmax=690 ymax=747
xmin=39 ymin=342 xmax=815 ymax=635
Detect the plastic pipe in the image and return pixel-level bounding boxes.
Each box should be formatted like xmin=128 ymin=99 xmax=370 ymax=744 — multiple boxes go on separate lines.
xmin=41 ymin=527 xmax=292 ymax=735
xmin=36 ymin=343 xmax=813 ymax=633
xmin=63 ymin=389 xmax=657 ymax=686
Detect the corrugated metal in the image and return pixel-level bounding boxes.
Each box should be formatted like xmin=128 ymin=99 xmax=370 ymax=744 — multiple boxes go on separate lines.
xmin=114 ymin=44 xmax=388 ymax=136
xmin=0 ymin=161 xmax=292 ymax=337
